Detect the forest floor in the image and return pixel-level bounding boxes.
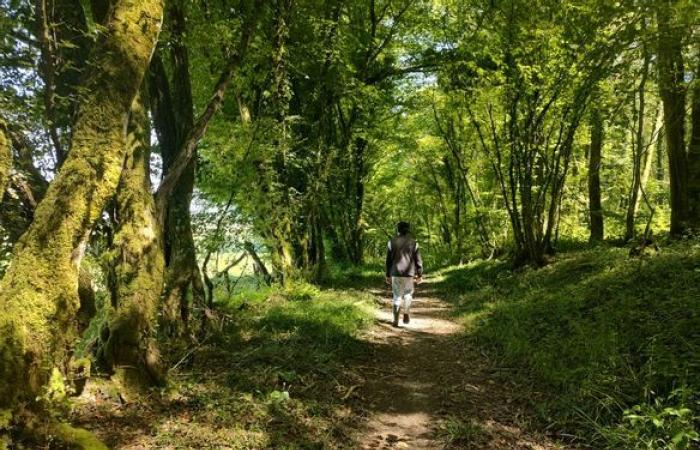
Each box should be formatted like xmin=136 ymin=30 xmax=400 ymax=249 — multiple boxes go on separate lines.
xmin=353 ymin=281 xmax=570 ymax=450
xmin=70 ymin=245 xmax=700 ymax=448
xmin=71 ymin=275 xmax=573 ymax=449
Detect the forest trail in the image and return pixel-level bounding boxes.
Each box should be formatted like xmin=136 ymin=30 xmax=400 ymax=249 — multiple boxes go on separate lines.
xmin=353 ymin=280 xmax=573 ymax=450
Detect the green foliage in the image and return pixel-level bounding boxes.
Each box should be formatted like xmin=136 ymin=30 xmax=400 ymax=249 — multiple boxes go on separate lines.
xmin=78 ymin=283 xmax=375 ymax=448
xmin=2 ymin=0 xmax=700 ymax=445
xmin=320 ymin=260 xmax=382 ymax=289
xmin=436 ymin=416 xmax=488 ymax=448
xmin=281 ymin=281 xmax=321 ymax=302
xmin=602 ymin=388 xmax=700 ymax=449
xmin=224 ymin=282 xmax=375 ymax=358
xmin=436 ymin=243 xmax=700 ymax=448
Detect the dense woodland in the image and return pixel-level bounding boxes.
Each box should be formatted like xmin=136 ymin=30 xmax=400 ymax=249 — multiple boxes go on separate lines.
xmin=0 ymin=0 xmax=699 ymax=448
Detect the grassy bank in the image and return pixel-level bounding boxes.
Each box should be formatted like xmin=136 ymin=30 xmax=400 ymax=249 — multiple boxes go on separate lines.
xmin=434 ymin=243 xmax=700 ymax=449
xmin=73 ymin=283 xmax=375 ymax=449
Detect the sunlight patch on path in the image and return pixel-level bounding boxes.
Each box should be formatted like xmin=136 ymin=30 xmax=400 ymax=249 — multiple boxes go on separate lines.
xmin=354 ymin=282 xmax=577 ymax=450
xmin=356 ymin=285 xmax=462 ymax=450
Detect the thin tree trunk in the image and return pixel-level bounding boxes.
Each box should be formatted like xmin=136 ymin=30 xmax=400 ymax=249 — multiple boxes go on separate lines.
xmin=656 ymin=0 xmax=688 ymax=236
xmin=150 ymin=0 xmax=260 ymax=331
xmin=626 ymin=50 xmax=650 ymax=241
xmin=245 ymin=241 xmax=272 ymax=284
xmin=0 ymin=120 xmax=9 ymax=198
xmin=588 ymin=105 xmax=604 ymax=242
xmin=638 ymin=107 xmax=663 ymax=216
xmin=687 ymin=49 xmax=700 ymax=228
xmin=351 ymin=137 xmax=366 ymax=265
xmin=97 ymin=90 xmax=166 ymax=388
xmin=656 ymin=127 xmax=666 ymax=182
xmin=0 ymin=0 xmax=162 ymax=416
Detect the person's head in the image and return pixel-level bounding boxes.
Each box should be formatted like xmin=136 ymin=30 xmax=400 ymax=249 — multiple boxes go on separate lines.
xmin=397 ymin=221 xmax=410 ymax=236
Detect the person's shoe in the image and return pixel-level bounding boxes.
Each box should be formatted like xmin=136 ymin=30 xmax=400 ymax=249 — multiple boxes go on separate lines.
xmin=392 ymin=306 xmax=400 ymax=327
xmin=403 ymin=313 xmax=410 ymax=324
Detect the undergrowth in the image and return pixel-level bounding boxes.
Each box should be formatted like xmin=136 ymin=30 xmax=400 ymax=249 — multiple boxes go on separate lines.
xmin=72 ymin=282 xmax=375 ymax=449
xmin=433 ymin=242 xmax=700 ymax=449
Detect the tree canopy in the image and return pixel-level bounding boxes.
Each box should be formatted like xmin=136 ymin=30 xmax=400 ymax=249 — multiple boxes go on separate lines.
xmin=0 ymin=0 xmax=699 ymax=447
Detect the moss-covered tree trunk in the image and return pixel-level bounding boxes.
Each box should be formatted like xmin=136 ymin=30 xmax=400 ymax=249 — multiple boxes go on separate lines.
xmin=0 ymin=0 xmax=163 ymax=416
xmin=98 ymin=90 xmax=166 ymax=387
xmin=0 ymin=121 xmax=97 ymax=342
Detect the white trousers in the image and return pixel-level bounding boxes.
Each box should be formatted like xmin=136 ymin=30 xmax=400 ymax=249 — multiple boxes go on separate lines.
xmin=391 ymin=276 xmax=414 ymax=314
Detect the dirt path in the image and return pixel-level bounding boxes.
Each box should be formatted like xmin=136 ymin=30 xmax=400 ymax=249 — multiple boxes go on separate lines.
xmin=353 ymin=280 xmax=574 ymax=450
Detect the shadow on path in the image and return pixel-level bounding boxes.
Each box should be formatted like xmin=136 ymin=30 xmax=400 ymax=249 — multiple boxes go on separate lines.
xmin=352 ymin=280 xmax=576 ymax=450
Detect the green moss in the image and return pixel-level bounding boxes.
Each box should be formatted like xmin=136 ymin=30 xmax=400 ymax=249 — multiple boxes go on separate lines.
xmin=0 ymin=0 xmax=164 ymax=418
xmin=51 ymin=422 xmax=109 ymax=450
xmin=100 ymin=90 xmax=166 ymax=388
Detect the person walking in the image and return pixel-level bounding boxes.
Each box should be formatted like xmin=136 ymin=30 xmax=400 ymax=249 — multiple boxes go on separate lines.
xmin=385 ymin=221 xmax=423 ymax=327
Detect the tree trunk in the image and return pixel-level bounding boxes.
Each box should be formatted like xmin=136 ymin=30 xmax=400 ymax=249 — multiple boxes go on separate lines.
xmin=245 ymin=241 xmax=272 ymax=284
xmin=150 ymin=0 xmax=259 ymax=330
xmin=687 ymin=49 xmax=700 ymax=228
xmin=148 ymin=26 xmax=203 ymax=335
xmin=656 ymin=0 xmax=688 ymax=236
xmin=0 ymin=0 xmax=162 ymax=416
xmin=161 ymin=160 xmax=204 ymax=332
xmin=588 ymin=105 xmax=604 ymax=242
xmin=159 ymin=0 xmax=205 ymax=333
xmin=0 ymin=121 xmax=97 ymax=340
xmin=97 ymin=90 xmax=166 ymax=388
xmin=626 ymin=51 xmax=650 ymax=241
xmin=636 ymin=107 xmax=663 ymax=228
xmin=350 ymin=137 xmax=367 ymax=265
xmin=0 ymin=120 xmax=9 ymax=198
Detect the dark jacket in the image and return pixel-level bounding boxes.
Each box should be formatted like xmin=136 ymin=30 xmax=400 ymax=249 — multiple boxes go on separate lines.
xmin=385 ymin=234 xmax=423 ymax=278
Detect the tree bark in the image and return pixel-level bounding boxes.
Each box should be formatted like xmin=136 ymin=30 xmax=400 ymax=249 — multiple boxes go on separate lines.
xmin=588 ymin=105 xmax=604 ymax=242
xmin=350 ymin=137 xmax=367 ymax=264
xmin=687 ymin=49 xmax=700 ymax=228
xmin=145 ymin=3 xmax=201 ymax=334
xmin=0 ymin=120 xmax=10 ymax=199
xmin=157 ymin=0 xmax=205 ymax=332
xmin=0 ymin=0 xmax=163 ymax=416
xmin=0 ymin=120 xmax=97 ymax=340
xmin=656 ymin=0 xmax=688 ymax=236
xmin=245 ymin=241 xmax=272 ymax=284
xmin=626 ymin=50 xmax=650 ymax=241
xmin=98 ymin=90 xmax=166 ymax=388
xmin=150 ymin=0 xmax=259 ymax=331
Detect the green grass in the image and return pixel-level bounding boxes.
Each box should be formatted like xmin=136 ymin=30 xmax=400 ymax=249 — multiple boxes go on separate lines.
xmin=436 ymin=416 xmax=489 ymax=448
xmin=320 ymin=261 xmax=382 ymax=290
xmin=74 ymin=282 xmax=376 ymax=449
xmin=432 ymin=242 xmax=700 ymax=449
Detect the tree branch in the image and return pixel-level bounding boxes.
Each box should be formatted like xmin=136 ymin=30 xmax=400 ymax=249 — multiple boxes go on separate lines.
xmin=155 ymin=2 xmax=262 ymax=218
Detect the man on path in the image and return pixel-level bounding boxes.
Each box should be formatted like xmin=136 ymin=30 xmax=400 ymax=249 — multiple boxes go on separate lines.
xmin=385 ymin=221 xmax=423 ymax=327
